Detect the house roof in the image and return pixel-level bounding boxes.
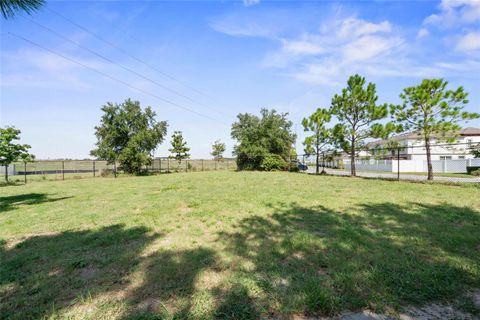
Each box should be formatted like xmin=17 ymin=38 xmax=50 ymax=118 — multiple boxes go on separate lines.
xmin=461 ymin=127 xmax=480 ymax=136
xmin=368 ymin=127 xmax=480 ymax=146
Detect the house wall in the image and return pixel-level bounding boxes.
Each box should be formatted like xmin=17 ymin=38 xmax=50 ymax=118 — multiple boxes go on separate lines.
xmin=344 ymin=158 xmax=480 ymax=173
xmin=377 ymin=136 xmax=480 ymax=161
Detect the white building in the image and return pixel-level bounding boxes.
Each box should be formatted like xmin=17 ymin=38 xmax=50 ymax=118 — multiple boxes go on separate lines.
xmin=367 ymin=127 xmax=480 ymax=161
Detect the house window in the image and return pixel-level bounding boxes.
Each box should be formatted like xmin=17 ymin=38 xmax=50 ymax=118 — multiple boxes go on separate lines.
xmin=467 ymin=139 xmax=473 ymax=146
xmin=440 ymin=156 xmax=452 ymax=160
xmin=458 ymin=156 xmax=465 ymax=159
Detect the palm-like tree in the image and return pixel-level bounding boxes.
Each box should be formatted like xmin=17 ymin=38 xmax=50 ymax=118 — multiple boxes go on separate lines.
xmin=1 ymin=0 xmax=45 ymax=19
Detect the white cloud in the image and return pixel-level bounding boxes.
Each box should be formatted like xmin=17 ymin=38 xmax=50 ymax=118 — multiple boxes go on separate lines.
xmin=243 ymin=0 xmax=260 ymax=7
xmin=423 ymin=0 xmax=480 ymax=56
xmin=264 ymin=17 xmax=407 ymax=84
xmin=336 ymin=18 xmax=391 ymax=38
xmin=210 ymin=14 xmax=278 ymax=37
xmin=0 ymin=49 xmax=109 ymax=89
xmin=456 ymin=31 xmax=480 ymax=51
xmin=281 ymin=38 xmax=325 ymax=55
xmin=424 ymin=0 xmax=480 ymax=27
xmin=212 ymin=7 xmax=480 ymax=86
xmin=417 ymin=28 xmax=429 ymax=38
xmin=341 ymin=35 xmax=404 ymax=63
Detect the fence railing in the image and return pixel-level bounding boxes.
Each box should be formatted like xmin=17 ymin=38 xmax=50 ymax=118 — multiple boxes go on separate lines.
xmin=1 ymin=158 xmax=237 ymax=184
xmin=298 ymin=142 xmax=480 ymax=184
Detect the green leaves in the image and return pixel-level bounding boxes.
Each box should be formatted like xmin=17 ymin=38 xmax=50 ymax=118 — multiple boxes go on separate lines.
xmin=211 ymin=140 xmax=226 ymax=161
xmin=391 ymin=78 xmax=479 ymax=179
xmin=0 ymin=126 xmax=34 ymax=181
xmin=231 ymin=108 xmax=296 ymax=170
xmin=90 ymin=99 xmax=168 ymax=174
xmin=329 ymin=75 xmax=390 ymax=170
xmin=1 ymin=0 xmax=45 ymax=19
xmin=392 ymin=78 xmax=479 ymax=141
xmin=169 ymin=131 xmax=190 ymax=164
xmin=0 ymin=127 xmax=34 ymax=165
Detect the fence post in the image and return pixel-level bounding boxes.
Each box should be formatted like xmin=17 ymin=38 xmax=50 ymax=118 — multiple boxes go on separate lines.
xmin=215 ymin=160 xmax=217 ymax=171
xmin=24 ymin=162 xmax=27 ymax=184
xmin=62 ymin=161 xmax=65 ymax=180
xmin=159 ymin=158 xmax=162 ymax=173
xmin=443 ymin=158 xmax=447 ymax=173
xmin=202 ymin=159 xmax=204 ymax=171
xmin=227 ymin=160 xmax=229 ymax=170
xmin=93 ymin=160 xmax=96 ymax=177
xmin=186 ymin=160 xmax=188 ymax=172
xmin=167 ymin=158 xmax=170 ymax=173
xmin=397 ymin=147 xmax=400 ymax=181
xmin=114 ymin=161 xmax=117 ymax=178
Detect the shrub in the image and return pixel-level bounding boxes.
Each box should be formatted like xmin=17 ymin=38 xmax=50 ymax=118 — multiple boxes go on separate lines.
xmin=470 ymin=169 xmax=480 ymax=176
xmin=260 ymin=154 xmax=287 ymax=171
xmin=289 ymin=163 xmax=300 ymax=172
xmin=467 ymin=166 xmax=480 ymax=174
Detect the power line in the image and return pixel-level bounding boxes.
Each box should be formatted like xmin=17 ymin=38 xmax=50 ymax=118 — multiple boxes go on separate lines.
xmin=22 ymin=15 xmax=228 ymax=117
xmin=6 ymin=32 xmax=227 ymax=126
xmin=46 ymin=7 xmax=220 ymax=104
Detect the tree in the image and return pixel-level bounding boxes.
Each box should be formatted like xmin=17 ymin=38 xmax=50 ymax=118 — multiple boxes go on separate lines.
xmin=330 ymin=74 xmax=391 ymax=176
xmin=391 ymin=79 xmax=479 ymax=180
xmin=0 ymin=127 xmax=34 ymax=182
xmin=169 ymin=131 xmax=190 ymax=166
xmin=302 ymin=108 xmax=331 ymax=174
xmin=231 ymin=108 xmax=296 ymax=170
xmin=371 ymin=139 xmax=404 ymax=160
xmin=470 ymin=144 xmax=480 ymax=158
xmin=211 ymin=140 xmax=226 ymax=161
xmin=1 ymin=0 xmax=45 ymax=19
xmin=91 ymin=99 xmax=167 ymax=174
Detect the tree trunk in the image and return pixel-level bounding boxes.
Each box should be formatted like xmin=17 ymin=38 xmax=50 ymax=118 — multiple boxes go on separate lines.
xmin=321 ymin=152 xmax=326 ymax=174
xmin=350 ymin=142 xmax=356 ymax=176
xmin=315 ymin=149 xmax=319 ymax=175
xmin=425 ymin=137 xmax=433 ymax=180
xmin=5 ymin=164 xmax=8 ymax=182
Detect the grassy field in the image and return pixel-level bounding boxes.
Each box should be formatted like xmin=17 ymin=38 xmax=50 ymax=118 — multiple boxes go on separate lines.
xmin=1 ymin=171 xmax=479 ymax=319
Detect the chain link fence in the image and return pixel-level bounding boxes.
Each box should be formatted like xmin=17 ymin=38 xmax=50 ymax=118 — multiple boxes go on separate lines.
xmin=296 ymin=142 xmax=480 ymax=184
xmin=1 ymin=158 xmax=237 ymax=184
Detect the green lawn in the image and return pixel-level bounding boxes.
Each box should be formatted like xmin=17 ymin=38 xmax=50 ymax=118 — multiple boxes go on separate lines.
xmin=1 ymin=171 xmax=479 ymax=319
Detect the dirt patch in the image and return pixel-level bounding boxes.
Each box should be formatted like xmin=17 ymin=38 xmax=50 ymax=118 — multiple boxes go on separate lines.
xmin=472 ymin=290 xmax=480 ymax=309
xmin=398 ymin=304 xmax=474 ymax=319
xmin=178 ymin=203 xmax=193 ymax=213
xmin=79 ymin=267 xmax=99 ymax=281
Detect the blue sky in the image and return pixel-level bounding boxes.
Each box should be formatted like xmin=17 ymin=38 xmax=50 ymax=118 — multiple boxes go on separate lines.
xmin=1 ymin=0 xmax=479 ymax=159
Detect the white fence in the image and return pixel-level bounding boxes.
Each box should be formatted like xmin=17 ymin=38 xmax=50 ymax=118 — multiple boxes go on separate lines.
xmin=0 ymin=165 xmax=16 ymax=177
xmin=344 ymin=158 xmax=480 ymax=173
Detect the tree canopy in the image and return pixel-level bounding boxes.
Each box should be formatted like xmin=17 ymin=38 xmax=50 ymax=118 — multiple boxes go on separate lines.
xmin=391 ymin=78 xmax=479 ymax=180
xmin=330 ymin=74 xmax=391 ymax=176
xmin=1 ymin=0 xmax=45 ymax=19
xmin=231 ymin=108 xmax=296 ymax=170
xmin=169 ymin=131 xmax=190 ymax=164
xmin=211 ymin=140 xmax=226 ymax=161
xmin=470 ymin=144 xmax=480 ymax=158
xmin=302 ymin=108 xmax=331 ymax=174
xmin=0 ymin=127 xmax=34 ymax=181
xmin=90 ymin=99 xmax=168 ymax=174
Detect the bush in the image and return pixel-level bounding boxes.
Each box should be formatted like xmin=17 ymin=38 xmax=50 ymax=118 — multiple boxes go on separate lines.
xmin=467 ymin=166 xmax=480 ymax=174
xmin=289 ymin=163 xmax=300 ymax=172
xmin=260 ymin=154 xmax=287 ymax=171
xmin=470 ymin=169 xmax=480 ymax=176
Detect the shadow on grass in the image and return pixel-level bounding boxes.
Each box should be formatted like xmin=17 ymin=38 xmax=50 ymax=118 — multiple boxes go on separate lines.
xmin=216 ymin=201 xmax=480 ymax=318
xmin=120 ymin=248 xmax=220 ymax=320
xmin=0 ymin=193 xmax=73 ymax=212
xmin=2 ymin=201 xmax=479 ymax=319
xmin=0 ymin=224 xmax=160 ymax=320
